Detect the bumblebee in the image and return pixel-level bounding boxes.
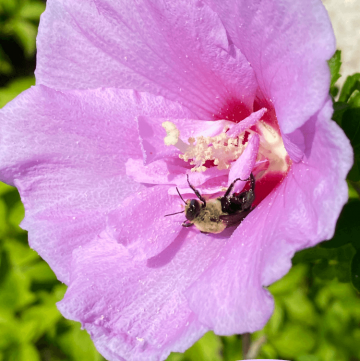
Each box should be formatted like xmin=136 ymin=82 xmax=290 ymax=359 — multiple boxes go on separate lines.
xmin=166 ymin=174 xmax=255 ymax=234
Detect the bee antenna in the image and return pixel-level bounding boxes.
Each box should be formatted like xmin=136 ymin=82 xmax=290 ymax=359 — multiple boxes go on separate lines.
xmin=176 ymin=187 xmax=186 ymax=204
xmin=164 ymin=210 xmax=185 ymax=217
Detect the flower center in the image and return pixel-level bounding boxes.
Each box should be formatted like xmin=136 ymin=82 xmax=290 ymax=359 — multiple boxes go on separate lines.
xmin=162 ymin=121 xmax=247 ymax=172
xmin=162 ymin=117 xmax=290 ymax=180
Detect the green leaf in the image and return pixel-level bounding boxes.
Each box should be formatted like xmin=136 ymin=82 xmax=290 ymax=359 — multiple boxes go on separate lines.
xmin=348 ymin=89 xmax=360 ymax=106
xmin=259 ymin=342 xmax=278 ymax=359
xmin=328 ymin=50 xmax=342 ymax=89
xmin=293 ymin=244 xmax=356 ymax=283
xmin=324 ymin=300 xmax=353 ymax=336
xmin=21 ymin=294 xmax=63 ymax=343
xmin=315 ymin=281 xmax=359 ymax=310
xmin=332 ymin=101 xmax=349 ymax=126
xmin=270 ymin=324 xmax=316 ymax=359
xmin=1 ymin=188 xmax=21 ymax=215
xmin=333 ymin=73 xmax=360 ymax=182
xmin=315 ymin=341 xmax=347 ymax=361
xmin=316 ymin=246 xmax=355 ymax=283
xmin=0 ymin=182 xmax=14 ymax=196
xmin=24 ymin=261 xmax=57 ymax=283
xmin=58 ymin=322 xmax=104 ymax=361
xmin=342 ymin=93 xmax=360 ymax=182
xmin=0 ymin=249 xmax=11 ymax=286
xmin=348 ymin=164 xmax=360 ymax=183
xmin=183 ymin=332 xmax=223 ymax=361
xmin=282 ymin=288 xmax=318 ymax=326
xmin=339 ymin=73 xmax=360 ymax=103
xmin=8 ymin=200 xmax=25 ymax=230
xmin=348 ymin=181 xmax=359 ymax=199
xmin=351 ymin=250 xmax=360 ymax=292
xmin=10 ymin=19 xmax=38 ymax=57
xmin=296 ymin=355 xmax=321 ymax=361
xmin=18 ymin=1 xmax=46 ymax=20
xmin=220 ymin=335 xmax=242 ymax=361
xmin=264 ymin=299 xmax=285 ymax=336
xmin=0 ymin=46 xmax=12 ymax=75
xmin=269 ymin=264 xmax=308 ymax=295
xmin=168 ymin=332 xmax=224 ymax=361
xmin=0 ymin=308 xmax=21 ymax=349
xmin=293 ymin=246 xmax=328 ymax=264
xmin=3 ymin=238 xmax=39 ymax=267
xmin=6 ymin=343 xmax=40 ymax=361
xmin=0 ymin=200 xmax=8 ymax=237
xmin=166 ymin=353 xmax=186 ymax=361
xmin=0 ymin=267 xmax=35 ymax=311
xmin=0 ymin=77 xmax=35 ymax=108
xmin=321 ymin=200 xmax=360 ymax=249
xmin=0 ymin=0 xmax=18 ymax=14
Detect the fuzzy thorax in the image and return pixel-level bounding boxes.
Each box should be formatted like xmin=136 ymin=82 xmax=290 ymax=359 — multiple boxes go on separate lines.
xmin=186 ymin=198 xmax=227 ymax=234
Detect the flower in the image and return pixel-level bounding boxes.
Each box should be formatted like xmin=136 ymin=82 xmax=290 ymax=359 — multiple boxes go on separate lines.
xmin=0 ymin=0 xmax=353 ymax=360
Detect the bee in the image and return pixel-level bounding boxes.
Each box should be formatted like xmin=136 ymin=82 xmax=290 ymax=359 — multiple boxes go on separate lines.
xmin=166 ymin=173 xmax=255 ymax=234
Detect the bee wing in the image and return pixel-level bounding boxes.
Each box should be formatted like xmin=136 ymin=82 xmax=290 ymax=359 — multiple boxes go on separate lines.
xmin=219 ymin=210 xmax=251 ymax=227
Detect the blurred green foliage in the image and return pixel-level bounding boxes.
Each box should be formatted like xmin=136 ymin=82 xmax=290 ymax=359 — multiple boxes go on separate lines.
xmin=0 ymin=6 xmax=359 ymax=361
xmin=0 ymin=183 xmax=106 ymax=361
xmin=170 ymin=263 xmax=360 ymax=361
xmin=0 ymin=75 xmax=34 ymax=106
xmin=0 ymin=0 xmax=43 ymax=84
xmin=330 ymin=52 xmax=360 ymax=184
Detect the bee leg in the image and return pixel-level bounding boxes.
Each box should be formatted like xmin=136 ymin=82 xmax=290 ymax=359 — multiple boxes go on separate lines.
xmin=237 ymin=173 xmax=255 ymax=210
xmin=224 ymin=174 xmax=252 ymax=198
xmin=182 ymin=220 xmax=194 ymax=228
xmin=248 ymin=173 xmax=255 ymax=193
xmin=222 ymin=173 xmax=255 ymax=213
xmin=187 ymin=174 xmax=206 ymax=207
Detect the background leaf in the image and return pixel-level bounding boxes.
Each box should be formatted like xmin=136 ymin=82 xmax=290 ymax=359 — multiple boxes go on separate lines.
xmin=339 ymin=73 xmax=360 ymax=103
xmin=351 ymin=251 xmax=360 ymax=292
xmin=328 ymin=50 xmax=342 ymax=97
xmin=18 ymin=2 xmax=46 ymax=21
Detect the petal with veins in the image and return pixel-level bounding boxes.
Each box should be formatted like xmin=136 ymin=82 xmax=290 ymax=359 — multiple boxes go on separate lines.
xmin=106 ymin=186 xmax=184 ymax=260
xmin=36 ymin=0 xmax=256 ymax=119
xmin=204 ymin=0 xmax=335 ymax=133
xmin=0 ymin=85 xmax=190 ymax=283
xmin=57 ymin=229 xmax=226 ymax=361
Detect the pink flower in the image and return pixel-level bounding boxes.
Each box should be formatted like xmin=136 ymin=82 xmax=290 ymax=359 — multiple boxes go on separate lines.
xmin=0 ymin=0 xmax=353 ymax=360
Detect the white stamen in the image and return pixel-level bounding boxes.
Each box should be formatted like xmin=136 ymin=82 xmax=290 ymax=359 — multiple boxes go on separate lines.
xmin=162 ymin=121 xmax=247 ymax=172
xmin=162 ymin=118 xmax=289 ymax=176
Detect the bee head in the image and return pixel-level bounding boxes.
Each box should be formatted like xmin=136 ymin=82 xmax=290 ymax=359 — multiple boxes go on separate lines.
xmin=185 ymin=199 xmax=201 ymax=221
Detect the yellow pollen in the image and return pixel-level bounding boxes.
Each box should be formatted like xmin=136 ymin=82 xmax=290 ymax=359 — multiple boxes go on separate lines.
xmin=162 ymin=121 xmax=246 ymax=172
xmin=162 ymin=121 xmax=189 ymax=153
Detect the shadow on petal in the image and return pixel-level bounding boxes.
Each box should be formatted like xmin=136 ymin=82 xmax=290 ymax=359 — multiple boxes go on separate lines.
xmin=209 ymin=225 xmax=238 ymax=240
xmin=147 ymin=227 xmax=189 ymax=268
